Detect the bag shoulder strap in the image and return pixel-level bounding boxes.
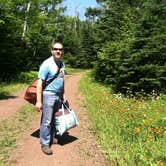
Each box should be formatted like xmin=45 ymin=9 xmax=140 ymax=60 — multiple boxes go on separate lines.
xmin=44 ymin=60 xmax=63 ymax=88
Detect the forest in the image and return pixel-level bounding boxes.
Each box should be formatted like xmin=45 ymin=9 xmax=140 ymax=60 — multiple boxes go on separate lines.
xmin=0 ymin=0 xmax=166 ymax=95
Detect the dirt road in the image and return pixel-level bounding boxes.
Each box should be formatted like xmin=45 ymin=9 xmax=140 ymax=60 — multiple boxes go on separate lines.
xmin=3 ymin=73 xmax=109 ymax=166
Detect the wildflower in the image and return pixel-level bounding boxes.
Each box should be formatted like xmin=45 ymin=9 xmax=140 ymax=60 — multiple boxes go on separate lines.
xmin=103 ymin=92 xmax=108 ymax=97
xmin=119 ymin=108 xmax=124 ymax=114
xmin=134 ymin=127 xmax=141 ymax=134
xmin=115 ymin=93 xmax=122 ymax=99
xmin=154 ymin=127 xmax=161 ymax=135
xmin=143 ymin=114 xmax=147 ymax=117
xmin=100 ymin=109 xmax=106 ymax=113
xmin=148 ymin=135 xmax=153 ymax=140
xmin=147 ymin=128 xmax=152 ymax=133
xmin=163 ymin=131 xmax=166 ymax=138
xmin=142 ymin=137 xmax=146 ymax=142
xmin=112 ymin=98 xmax=117 ymax=103
xmin=157 ymin=160 xmax=164 ymax=166
xmin=163 ymin=126 xmax=166 ymax=131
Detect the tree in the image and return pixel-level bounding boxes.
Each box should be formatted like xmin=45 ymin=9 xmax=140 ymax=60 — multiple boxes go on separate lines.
xmin=85 ymin=7 xmax=101 ymax=22
xmin=120 ymin=0 xmax=166 ymax=93
xmin=0 ymin=0 xmax=25 ymax=80
xmin=0 ymin=0 xmax=66 ymax=80
xmin=93 ymin=0 xmax=166 ymax=94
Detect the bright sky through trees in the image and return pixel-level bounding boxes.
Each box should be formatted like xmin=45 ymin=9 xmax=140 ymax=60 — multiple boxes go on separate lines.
xmin=63 ymin=0 xmax=99 ymax=20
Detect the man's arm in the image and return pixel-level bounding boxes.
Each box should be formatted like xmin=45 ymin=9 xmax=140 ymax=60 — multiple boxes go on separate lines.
xmin=36 ymin=78 xmax=44 ymax=112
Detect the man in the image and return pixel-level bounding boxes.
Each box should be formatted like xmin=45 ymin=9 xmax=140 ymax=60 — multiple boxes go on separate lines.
xmin=36 ymin=42 xmax=65 ymax=155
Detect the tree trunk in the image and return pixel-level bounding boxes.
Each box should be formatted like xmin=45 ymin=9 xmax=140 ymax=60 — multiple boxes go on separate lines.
xmin=22 ymin=2 xmax=31 ymax=40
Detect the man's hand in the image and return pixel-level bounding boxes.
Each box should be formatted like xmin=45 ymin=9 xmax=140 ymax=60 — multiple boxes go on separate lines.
xmin=35 ymin=102 xmax=42 ymax=112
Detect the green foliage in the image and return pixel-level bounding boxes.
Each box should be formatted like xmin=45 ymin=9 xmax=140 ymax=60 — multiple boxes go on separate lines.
xmin=0 ymin=3 xmax=25 ymax=80
xmin=93 ymin=0 xmax=166 ymax=95
xmin=123 ymin=0 xmax=166 ymax=94
xmin=0 ymin=0 xmax=66 ymax=80
xmin=0 ymin=71 xmax=37 ymax=99
xmin=80 ymin=71 xmax=166 ymax=165
xmin=60 ymin=17 xmax=97 ymax=69
xmin=65 ymin=67 xmax=84 ymax=74
xmin=16 ymin=71 xmax=38 ymax=83
xmin=1 ymin=0 xmax=166 ymax=96
xmin=0 ymin=0 xmax=98 ymax=81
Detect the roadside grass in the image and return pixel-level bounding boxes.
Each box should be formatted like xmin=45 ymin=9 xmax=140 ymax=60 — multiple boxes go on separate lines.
xmin=0 ymin=105 xmax=37 ymax=165
xmin=0 ymin=83 xmax=26 ymax=99
xmin=0 ymin=68 xmax=83 ymax=100
xmin=0 ymin=71 xmax=37 ymax=100
xmin=79 ymin=71 xmax=166 ymax=166
xmin=65 ymin=67 xmax=84 ymax=75
xmin=0 ymin=68 xmax=82 ymax=99
xmin=0 ymin=71 xmax=38 ymax=165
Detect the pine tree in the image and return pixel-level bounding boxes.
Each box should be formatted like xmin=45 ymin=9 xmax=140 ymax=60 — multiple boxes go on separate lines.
xmin=117 ymin=0 xmax=166 ymax=94
xmin=93 ymin=0 xmax=166 ymax=95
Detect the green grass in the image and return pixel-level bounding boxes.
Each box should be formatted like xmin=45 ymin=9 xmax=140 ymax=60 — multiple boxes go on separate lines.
xmin=0 ymin=68 xmax=82 ymax=100
xmin=0 ymin=71 xmax=38 ymax=165
xmin=0 ymin=105 xmax=37 ymax=165
xmin=65 ymin=67 xmax=84 ymax=74
xmin=79 ymin=71 xmax=166 ymax=166
xmin=0 ymin=71 xmax=37 ymax=100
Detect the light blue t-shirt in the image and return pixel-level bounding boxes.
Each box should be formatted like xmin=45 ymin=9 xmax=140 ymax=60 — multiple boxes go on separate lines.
xmin=38 ymin=56 xmax=65 ymax=93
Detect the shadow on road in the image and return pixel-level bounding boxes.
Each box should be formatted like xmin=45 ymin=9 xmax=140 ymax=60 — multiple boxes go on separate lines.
xmin=0 ymin=93 xmax=18 ymax=100
xmin=58 ymin=132 xmax=78 ymax=146
xmin=31 ymin=128 xmax=40 ymax=138
xmin=31 ymin=129 xmax=78 ymax=146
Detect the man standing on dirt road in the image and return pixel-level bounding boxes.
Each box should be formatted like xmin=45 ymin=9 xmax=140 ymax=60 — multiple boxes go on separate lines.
xmin=36 ymin=41 xmax=65 ymax=155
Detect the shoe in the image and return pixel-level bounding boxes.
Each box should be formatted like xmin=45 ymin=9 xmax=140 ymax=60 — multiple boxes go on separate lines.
xmin=52 ymin=138 xmax=58 ymax=144
xmin=41 ymin=146 xmax=53 ymax=155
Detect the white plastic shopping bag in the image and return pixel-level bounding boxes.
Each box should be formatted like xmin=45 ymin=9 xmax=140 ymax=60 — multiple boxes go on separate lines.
xmin=55 ymin=102 xmax=79 ymax=136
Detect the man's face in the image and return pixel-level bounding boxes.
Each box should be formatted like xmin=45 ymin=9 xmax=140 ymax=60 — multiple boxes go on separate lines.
xmin=51 ymin=43 xmax=63 ymax=60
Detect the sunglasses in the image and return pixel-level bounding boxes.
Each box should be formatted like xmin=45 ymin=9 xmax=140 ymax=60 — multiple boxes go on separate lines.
xmin=52 ymin=47 xmax=63 ymax=51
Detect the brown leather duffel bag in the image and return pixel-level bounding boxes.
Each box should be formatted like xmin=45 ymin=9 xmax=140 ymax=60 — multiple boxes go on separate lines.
xmin=24 ymin=79 xmax=38 ymax=105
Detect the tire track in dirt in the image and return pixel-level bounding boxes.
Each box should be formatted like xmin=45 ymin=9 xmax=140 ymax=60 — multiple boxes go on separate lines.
xmin=7 ymin=73 xmax=109 ymax=166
